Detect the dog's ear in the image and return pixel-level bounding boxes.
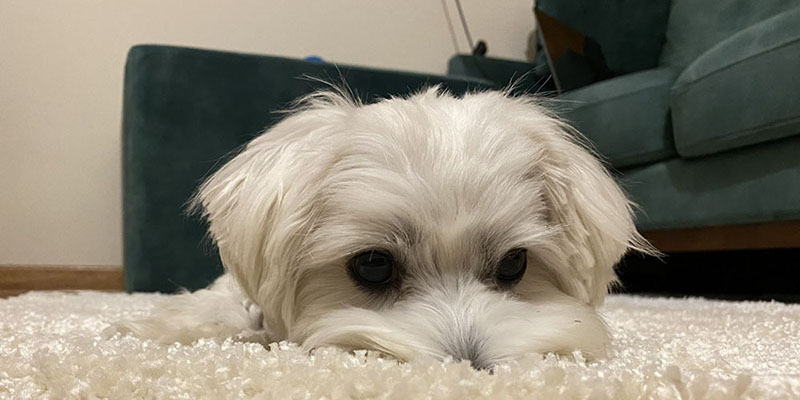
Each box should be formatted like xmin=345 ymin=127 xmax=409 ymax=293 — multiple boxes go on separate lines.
xmin=527 ymin=110 xmax=652 ymax=306
xmin=190 ymin=92 xmax=353 ymax=336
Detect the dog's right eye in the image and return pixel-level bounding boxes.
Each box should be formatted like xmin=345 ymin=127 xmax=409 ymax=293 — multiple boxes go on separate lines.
xmin=496 ymin=248 xmax=527 ymax=284
xmin=349 ymin=249 xmax=395 ymax=287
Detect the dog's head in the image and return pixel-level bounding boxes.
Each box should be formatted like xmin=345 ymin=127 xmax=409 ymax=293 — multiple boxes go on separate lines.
xmin=192 ymin=88 xmax=648 ymax=368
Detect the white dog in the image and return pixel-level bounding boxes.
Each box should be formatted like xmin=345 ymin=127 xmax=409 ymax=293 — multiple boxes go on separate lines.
xmin=118 ymin=87 xmax=650 ymax=369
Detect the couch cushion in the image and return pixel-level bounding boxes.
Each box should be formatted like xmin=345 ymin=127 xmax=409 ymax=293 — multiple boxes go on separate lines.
xmin=621 ymin=135 xmax=800 ymax=231
xmin=660 ymin=0 xmax=798 ymax=67
xmin=670 ymin=8 xmax=800 ymax=158
xmin=557 ymin=67 xmax=678 ymax=168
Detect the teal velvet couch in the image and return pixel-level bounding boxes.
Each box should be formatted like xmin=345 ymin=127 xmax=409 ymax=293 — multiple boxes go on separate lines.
xmin=554 ymin=0 xmax=800 ymax=233
xmin=450 ymin=0 xmax=800 ymax=236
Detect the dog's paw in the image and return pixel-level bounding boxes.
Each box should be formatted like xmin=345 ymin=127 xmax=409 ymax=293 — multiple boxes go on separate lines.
xmin=105 ymin=275 xmax=265 ymax=344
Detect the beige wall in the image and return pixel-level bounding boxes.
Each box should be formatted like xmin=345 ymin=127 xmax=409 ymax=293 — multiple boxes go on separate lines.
xmin=0 ymin=0 xmax=535 ymax=266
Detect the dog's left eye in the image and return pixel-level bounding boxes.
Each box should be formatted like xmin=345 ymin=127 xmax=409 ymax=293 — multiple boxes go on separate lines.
xmin=349 ymin=249 xmax=395 ymax=287
xmin=496 ymin=248 xmax=527 ymax=283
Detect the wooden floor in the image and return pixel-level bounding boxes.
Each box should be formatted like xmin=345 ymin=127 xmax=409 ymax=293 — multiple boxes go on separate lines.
xmin=0 ymin=265 xmax=123 ymax=298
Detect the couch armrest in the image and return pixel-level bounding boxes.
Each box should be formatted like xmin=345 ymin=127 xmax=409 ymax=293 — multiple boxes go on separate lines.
xmin=447 ymin=54 xmax=551 ymax=93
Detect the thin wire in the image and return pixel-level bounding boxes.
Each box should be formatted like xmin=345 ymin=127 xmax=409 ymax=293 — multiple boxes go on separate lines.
xmin=453 ymin=0 xmax=475 ymax=51
xmin=440 ymin=0 xmax=461 ymax=53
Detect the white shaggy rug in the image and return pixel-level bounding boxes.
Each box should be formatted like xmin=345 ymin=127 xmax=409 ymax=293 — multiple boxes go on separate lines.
xmin=1 ymin=292 xmax=799 ymax=399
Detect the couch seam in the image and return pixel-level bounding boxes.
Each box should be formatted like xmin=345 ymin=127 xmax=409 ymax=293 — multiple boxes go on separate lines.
xmin=613 ymin=148 xmax=676 ymax=168
xmin=677 ymin=114 xmax=800 ymax=156
xmin=673 ymin=36 xmax=800 ymax=92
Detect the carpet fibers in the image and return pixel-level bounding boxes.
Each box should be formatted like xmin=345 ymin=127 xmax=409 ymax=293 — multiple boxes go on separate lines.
xmin=1 ymin=292 xmax=798 ymax=399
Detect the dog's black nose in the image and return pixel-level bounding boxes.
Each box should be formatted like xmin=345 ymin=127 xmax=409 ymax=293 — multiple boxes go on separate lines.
xmin=468 ymin=358 xmax=494 ymax=372
xmin=448 ymin=348 xmax=493 ymax=371
xmin=445 ymin=334 xmax=493 ymax=371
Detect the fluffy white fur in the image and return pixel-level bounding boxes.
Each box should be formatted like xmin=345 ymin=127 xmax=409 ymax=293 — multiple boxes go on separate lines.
xmin=117 ymin=88 xmax=649 ymax=368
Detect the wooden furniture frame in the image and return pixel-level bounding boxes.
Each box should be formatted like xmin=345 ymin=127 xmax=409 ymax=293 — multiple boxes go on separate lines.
xmin=642 ymin=220 xmax=800 ymax=253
